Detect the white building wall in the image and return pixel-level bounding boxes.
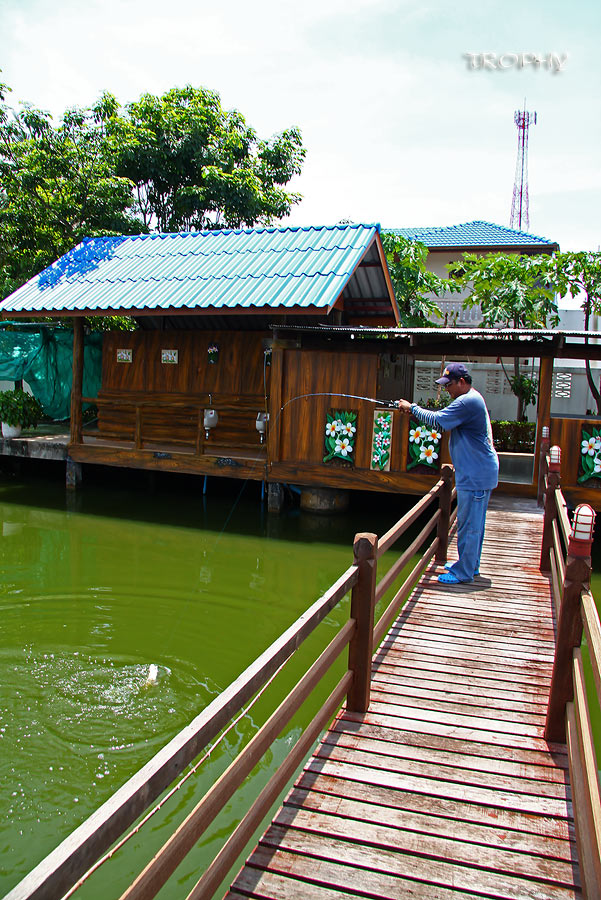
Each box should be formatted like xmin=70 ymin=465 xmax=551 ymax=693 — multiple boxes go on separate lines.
xmin=414 ymin=360 xmax=601 ymax=421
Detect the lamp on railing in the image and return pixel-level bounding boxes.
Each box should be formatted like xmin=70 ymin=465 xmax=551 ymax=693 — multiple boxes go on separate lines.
xmin=549 ymin=445 xmax=561 ymax=473
xmin=542 ymin=426 xmax=549 ymax=440
xmin=203 ymin=408 xmax=218 ymax=440
xmin=256 ymin=412 xmax=268 ymax=443
xmin=568 ymin=503 xmax=596 ymax=558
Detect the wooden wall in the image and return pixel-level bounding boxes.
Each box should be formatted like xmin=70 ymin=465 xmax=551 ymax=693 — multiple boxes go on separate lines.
xmin=102 ymin=330 xmax=267 ymax=395
xmin=97 ymin=330 xmax=269 ymax=447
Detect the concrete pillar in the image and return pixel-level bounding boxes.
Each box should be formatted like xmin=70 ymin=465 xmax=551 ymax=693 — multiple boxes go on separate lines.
xmin=267 ymin=482 xmax=285 ymax=514
xmin=66 ymin=458 xmax=82 ymax=490
xmin=300 ymin=486 xmax=350 ymax=514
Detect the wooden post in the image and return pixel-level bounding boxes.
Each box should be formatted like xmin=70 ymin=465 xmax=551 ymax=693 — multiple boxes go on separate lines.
xmin=435 ymin=464 xmax=453 ymax=563
xmin=545 ymin=551 xmax=591 ymax=742
xmin=135 ymin=406 xmax=142 ymax=450
xmin=535 ymin=355 xmax=553 ymax=500
xmin=540 ymin=465 xmax=561 ymax=573
xmin=347 ymin=532 xmax=377 ymax=713
xmin=70 ymin=318 xmax=84 ymax=445
xmin=267 ymin=482 xmax=284 ymax=514
xmin=537 ymin=431 xmax=550 ymax=507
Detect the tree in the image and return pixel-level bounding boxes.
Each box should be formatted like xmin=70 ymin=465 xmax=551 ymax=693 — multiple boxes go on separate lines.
xmin=110 ymin=86 xmax=306 ymax=232
xmin=0 ymin=87 xmax=141 ymax=300
xmin=0 ymin=81 xmax=307 ymax=303
xmin=552 ymin=251 xmax=601 ymax=413
xmin=448 ymin=252 xmax=558 ymax=421
xmin=381 ymin=233 xmax=458 ymax=326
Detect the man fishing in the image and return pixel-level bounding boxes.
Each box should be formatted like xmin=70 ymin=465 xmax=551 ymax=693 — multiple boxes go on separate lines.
xmin=397 ymin=362 xmax=499 ymax=584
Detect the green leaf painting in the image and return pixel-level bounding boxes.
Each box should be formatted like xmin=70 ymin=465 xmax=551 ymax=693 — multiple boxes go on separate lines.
xmin=406 ymin=418 xmax=441 ymax=472
xmin=578 ymin=426 xmax=601 ymax=483
xmin=323 ymin=410 xmax=357 ymax=465
xmin=371 ymin=411 xmax=393 ymax=471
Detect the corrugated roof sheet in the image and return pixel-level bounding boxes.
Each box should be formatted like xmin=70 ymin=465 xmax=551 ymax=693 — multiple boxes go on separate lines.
xmin=385 ymin=220 xmax=557 ymax=248
xmin=1 ymin=224 xmax=382 ymax=316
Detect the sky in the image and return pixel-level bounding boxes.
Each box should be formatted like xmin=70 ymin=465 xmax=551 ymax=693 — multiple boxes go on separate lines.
xmin=0 ymin=0 xmax=599 ymax=253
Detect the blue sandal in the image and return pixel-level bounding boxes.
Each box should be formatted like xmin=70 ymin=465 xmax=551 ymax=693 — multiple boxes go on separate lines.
xmin=438 ymin=571 xmax=471 ymax=584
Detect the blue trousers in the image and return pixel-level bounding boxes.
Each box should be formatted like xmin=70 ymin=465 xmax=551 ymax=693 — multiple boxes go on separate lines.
xmin=447 ymin=489 xmax=492 ymax=582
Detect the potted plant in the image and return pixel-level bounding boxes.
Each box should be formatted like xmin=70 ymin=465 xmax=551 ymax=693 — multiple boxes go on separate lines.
xmin=0 ymin=388 xmax=44 ymax=438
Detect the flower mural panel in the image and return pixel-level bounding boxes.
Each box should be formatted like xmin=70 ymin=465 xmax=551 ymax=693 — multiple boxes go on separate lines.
xmin=406 ymin=418 xmax=441 ymax=472
xmin=323 ymin=409 xmax=357 ymax=466
xmin=370 ymin=410 xmax=393 ymax=472
xmin=578 ymin=426 xmax=601 ymax=485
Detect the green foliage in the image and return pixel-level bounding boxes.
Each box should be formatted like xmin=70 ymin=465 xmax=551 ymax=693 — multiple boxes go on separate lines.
xmin=490 ymin=420 xmax=535 ymax=453
xmin=0 ymin=91 xmax=142 ymax=300
xmin=447 ymin=252 xmax=557 ymax=420
xmin=0 ymin=388 xmax=44 ymax=428
xmin=423 ymin=393 xmax=451 ymax=410
xmin=110 ymin=85 xmax=306 ymax=232
xmin=0 ymin=81 xmax=306 ymax=308
xmin=447 ymin=252 xmax=559 ymax=329
xmin=552 ymin=251 xmax=601 ymax=413
xmin=381 ymin=233 xmax=459 ymax=325
xmin=508 ymin=373 xmax=538 ymax=412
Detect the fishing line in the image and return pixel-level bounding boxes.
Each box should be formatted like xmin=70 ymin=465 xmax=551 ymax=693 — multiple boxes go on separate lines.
xmin=60 ymin=653 xmax=290 ymax=898
xmin=114 ymin=384 xmax=400 ymax=854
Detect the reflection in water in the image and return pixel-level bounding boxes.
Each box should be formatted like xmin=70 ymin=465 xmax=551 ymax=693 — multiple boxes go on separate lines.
xmin=0 ymin=476 xmax=403 ymax=897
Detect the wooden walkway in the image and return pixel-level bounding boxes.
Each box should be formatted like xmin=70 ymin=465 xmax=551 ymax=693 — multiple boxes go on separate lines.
xmin=226 ymin=496 xmax=581 ymax=900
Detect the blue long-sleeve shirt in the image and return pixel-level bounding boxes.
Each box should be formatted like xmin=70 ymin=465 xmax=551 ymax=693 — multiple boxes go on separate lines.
xmin=410 ymin=389 xmax=499 ymax=490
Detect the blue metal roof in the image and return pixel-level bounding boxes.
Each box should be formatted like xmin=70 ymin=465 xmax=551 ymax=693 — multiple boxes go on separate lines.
xmin=1 ymin=224 xmax=386 ymax=316
xmin=385 ymin=220 xmax=558 ymax=249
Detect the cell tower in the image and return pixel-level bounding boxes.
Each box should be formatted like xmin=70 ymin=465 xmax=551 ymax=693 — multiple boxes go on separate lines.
xmin=510 ymin=102 xmax=537 ymax=231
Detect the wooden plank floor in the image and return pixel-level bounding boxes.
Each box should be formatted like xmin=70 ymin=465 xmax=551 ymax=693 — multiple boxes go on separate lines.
xmin=226 ymin=496 xmax=581 ymax=900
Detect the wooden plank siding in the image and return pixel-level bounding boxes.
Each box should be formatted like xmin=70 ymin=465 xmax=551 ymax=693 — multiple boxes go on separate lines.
xmin=96 ymin=331 xmax=269 ymax=448
xmin=226 ymin=496 xmax=581 ymax=899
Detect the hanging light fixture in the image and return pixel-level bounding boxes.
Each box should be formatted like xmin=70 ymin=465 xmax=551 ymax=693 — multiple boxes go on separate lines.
xmin=203 ymin=408 xmax=218 ymax=440
xmin=256 ymin=412 xmax=269 ymax=443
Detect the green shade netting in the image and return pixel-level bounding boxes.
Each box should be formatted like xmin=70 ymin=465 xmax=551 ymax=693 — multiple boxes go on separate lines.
xmin=0 ymin=327 xmax=102 ymax=420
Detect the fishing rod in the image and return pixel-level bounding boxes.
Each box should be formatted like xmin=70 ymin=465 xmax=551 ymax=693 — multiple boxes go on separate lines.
xmin=279 ymin=392 xmax=400 ymax=413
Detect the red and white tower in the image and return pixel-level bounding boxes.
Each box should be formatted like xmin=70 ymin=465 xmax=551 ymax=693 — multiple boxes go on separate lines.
xmin=510 ymin=103 xmax=537 ymax=231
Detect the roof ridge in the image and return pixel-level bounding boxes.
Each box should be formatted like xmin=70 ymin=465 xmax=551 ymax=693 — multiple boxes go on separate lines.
xmin=82 ymin=223 xmax=379 ymax=243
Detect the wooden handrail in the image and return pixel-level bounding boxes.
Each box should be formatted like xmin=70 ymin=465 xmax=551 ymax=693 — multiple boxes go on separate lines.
xmin=582 ymin=590 xmax=601 ymax=701
xmin=376 ymin=480 xmax=442 ymax=558
xmin=7 ymin=472 xmax=456 ymax=900
xmin=540 ymin=465 xmax=601 ymax=897
xmin=120 ymin=621 xmax=356 ymax=900
xmin=375 ymin=508 xmax=441 ymax=602
xmin=5 ymin=563 xmax=357 ymax=900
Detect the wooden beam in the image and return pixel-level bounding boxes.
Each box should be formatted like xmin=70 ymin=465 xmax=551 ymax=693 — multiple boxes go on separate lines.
xmin=70 ymin=318 xmax=84 ymax=444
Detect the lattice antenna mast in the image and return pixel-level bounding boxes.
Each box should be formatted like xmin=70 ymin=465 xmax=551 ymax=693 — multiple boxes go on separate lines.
xmin=510 ymin=102 xmax=537 ymax=231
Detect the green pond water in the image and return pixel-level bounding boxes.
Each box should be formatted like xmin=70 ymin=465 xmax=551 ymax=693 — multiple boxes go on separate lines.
xmin=0 ymin=468 xmax=413 ymax=899
xmin=2 ymin=467 xmax=600 ymax=900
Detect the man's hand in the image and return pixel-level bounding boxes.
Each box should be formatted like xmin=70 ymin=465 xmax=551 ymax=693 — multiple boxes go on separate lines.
xmin=397 ymin=399 xmax=413 ymax=414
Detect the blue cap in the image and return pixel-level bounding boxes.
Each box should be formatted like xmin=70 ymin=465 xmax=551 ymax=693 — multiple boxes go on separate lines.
xmin=436 ymin=362 xmax=470 ymax=385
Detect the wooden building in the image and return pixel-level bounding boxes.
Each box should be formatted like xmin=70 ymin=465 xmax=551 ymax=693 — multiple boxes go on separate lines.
xmin=2 ymin=224 xmax=601 ymax=509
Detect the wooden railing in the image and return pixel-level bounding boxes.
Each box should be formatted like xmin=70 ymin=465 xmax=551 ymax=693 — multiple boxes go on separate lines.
xmin=6 ymin=466 xmax=455 ymax=900
xmin=540 ymin=454 xmax=601 ymax=896
xmin=78 ymin=394 xmax=267 ymax=454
